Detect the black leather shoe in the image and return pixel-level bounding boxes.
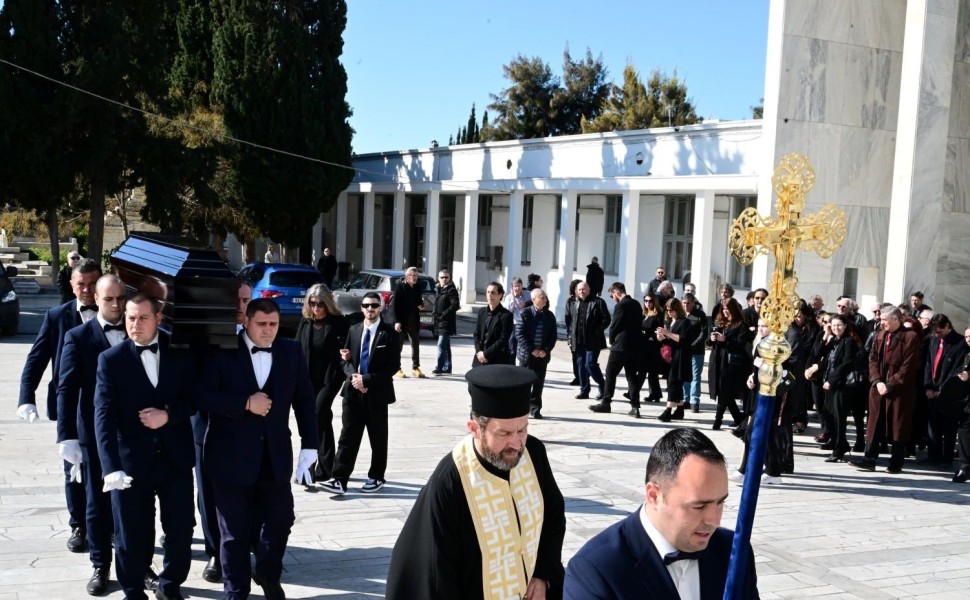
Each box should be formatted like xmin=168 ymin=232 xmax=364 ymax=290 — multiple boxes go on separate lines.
xmin=144 ymin=568 xmax=160 ymax=591
xmin=575 ymin=392 xmax=590 ymax=400
xmin=657 ymin=407 xmax=673 ymax=422
xmin=588 ymin=402 xmax=611 ymax=413
xmin=885 ymin=465 xmax=903 ymax=474
xmin=253 ymin=572 xmax=286 ymax=600
xmin=154 ymin=589 xmax=185 ymax=600
xmin=622 ymin=392 xmax=630 ymax=400
xmin=67 ymin=527 xmax=87 ymax=553
xmin=952 ymin=469 xmax=969 ymax=483
xmin=849 ymin=458 xmax=876 ymax=472
xmin=569 ymin=378 xmax=579 ymax=386
xmin=201 ymin=556 xmax=222 ymax=583
xmin=86 ymin=567 xmax=109 ymax=596
xmin=819 ymin=441 xmax=835 ymax=450
xmin=530 ymin=410 xmax=543 ymax=420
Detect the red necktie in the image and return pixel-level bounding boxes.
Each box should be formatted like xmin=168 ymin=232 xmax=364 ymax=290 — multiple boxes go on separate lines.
xmin=933 ymin=339 xmax=945 ymax=380
xmin=883 ymin=332 xmax=892 ymax=363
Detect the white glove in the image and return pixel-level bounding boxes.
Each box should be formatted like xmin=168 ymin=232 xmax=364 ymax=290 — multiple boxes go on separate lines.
xmin=293 ymin=449 xmax=317 ymax=485
xmin=58 ymin=440 xmax=83 ymax=465
xmin=103 ymin=470 xmax=132 ymax=492
xmin=70 ymin=462 xmax=83 ymax=484
xmin=17 ymin=404 xmax=39 ymax=423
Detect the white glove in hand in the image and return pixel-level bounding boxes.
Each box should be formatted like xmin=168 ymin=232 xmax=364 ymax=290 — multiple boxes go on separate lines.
xmin=103 ymin=470 xmax=133 ymax=492
xmin=70 ymin=462 xmax=83 ymax=484
xmin=293 ymin=449 xmax=317 ymax=485
xmin=17 ymin=404 xmax=39 ymax=423
xmin=58 ymin=440 xmax=83 ymax=465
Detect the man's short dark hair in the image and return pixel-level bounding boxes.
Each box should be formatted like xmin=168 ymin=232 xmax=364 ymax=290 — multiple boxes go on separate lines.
xmin=911 ymin=291 xmax=925 ymax=299
xmin=73 ymin=258 xmax=102 ymax=277
xmin=361 ymin=291 xmax=382 ymax=305
xmin=929 ymin=313 xmax=952 ymax=332
xmin=609 ymin=281 xmax=626 ymax=294
xmin=746 ymin=291 xmax=755 ymax=301
xmin=682 ymin=292 xmax=697 ymax=303
xmin=646 ymin=428 xmax=725 ymax=485
xmin=246 ymin=298 xmax=280 ymax=319
xmin=754 ymin=288 xmax=769 ymax=297
xmin=127 ymin=292 xmax=161 ymax=314
xmin=488 ymin=281 xmax=505 ymax=296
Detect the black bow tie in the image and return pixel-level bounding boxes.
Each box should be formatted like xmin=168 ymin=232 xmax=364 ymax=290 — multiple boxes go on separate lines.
xmin=135 ymin=343 xmax=158 ymax=355
xmin=80 ymin=305 xmax=97 ymax=312
xmin=251 ymin=346 xmax=271 ymax=354
xmin=663 ymin=549 xmax=704 ymax=565
xmin=103 ymin=323 xmax=125 ymax=333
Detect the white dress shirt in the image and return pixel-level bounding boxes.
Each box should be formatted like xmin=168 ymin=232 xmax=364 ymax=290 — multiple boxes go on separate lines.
xmin=77 ymin=299 xmax=96 ymax=324
xmin=639 ymin=504 xmax=701 ymax=600
xmin=358 ymin=320 xmax=380 ymax=369
xmin=134 ymin=335 xmax=160 ymax=388
xmin=243 ymin=332 xmax=272 ymax=389
xmin=96 ymin=315 xmax=126 ymax=347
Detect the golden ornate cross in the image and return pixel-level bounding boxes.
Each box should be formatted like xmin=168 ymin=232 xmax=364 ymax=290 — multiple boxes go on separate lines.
xmin=728 ymin=152 xmax=847 ymax=337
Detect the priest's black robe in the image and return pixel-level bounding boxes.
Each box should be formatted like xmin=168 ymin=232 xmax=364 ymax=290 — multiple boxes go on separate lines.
xmin=386 ymin=434 xmax=566 ymax=600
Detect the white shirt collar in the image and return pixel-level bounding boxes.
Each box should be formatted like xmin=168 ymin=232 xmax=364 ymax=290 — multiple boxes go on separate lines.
xmin=639 ymin=504 xmax=678 ymax=558
xmin=242 ymin=331 xmax=270 ymax=351
xmin=133 ymin=334 xmax=160 ymax=348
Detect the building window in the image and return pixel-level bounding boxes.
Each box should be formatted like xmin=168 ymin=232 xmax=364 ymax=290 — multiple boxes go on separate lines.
xmin=476 ymin=195 xmax=493 ymax=261
xmin=552 ymin=196 xmax=561 ymax=269
xmin=604 ymin=195 xmax=621 ymax=275
xmin=521 ymin=195 xmax=533 ymax=266
xmin=727 ymin=196 xmax=757 ymax=289
xmin=661 ymin=196 xmax=693 ymax=281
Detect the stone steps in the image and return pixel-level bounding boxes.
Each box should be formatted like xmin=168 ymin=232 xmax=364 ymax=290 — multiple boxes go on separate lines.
xmin=11 ymin=277 xmax=42 ymax=294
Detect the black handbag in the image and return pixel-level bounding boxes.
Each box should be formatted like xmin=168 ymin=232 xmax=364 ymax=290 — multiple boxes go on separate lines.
xmin=845 ymin=369 xmax=866 ymax=388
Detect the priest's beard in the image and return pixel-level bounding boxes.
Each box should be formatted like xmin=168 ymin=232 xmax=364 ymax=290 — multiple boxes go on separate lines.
xmin=481 ymin=446 xmax=524 ymax=471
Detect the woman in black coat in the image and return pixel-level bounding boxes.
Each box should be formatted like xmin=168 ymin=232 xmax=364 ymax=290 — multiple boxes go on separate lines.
xmin=294 ymin=283 xmax=348 ymax=483
xmin=656 ymin=298 xmax=693 ymax=422
xmin=636 ymin=295 xmax=665 ymax=402
xmin=812 ymin=314 xmax=861 ymax=461
xmin=709 ymin=298 xmax=754 ymax=429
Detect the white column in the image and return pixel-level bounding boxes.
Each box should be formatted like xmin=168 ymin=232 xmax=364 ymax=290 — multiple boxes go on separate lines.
xmin=460 ymin=191 xmax=480 ymax=305
xmin=392 ymin=191 xmax=406 ymax=269
xmin=554 ymin=190 xmax=578 ymax=317
xmin=362 ymin=192 xmax=375 ymax=270
xmin=425 ymin=190 xmax=440 ymax=276
xmin=619 ymin=189 xmax=641 ymax=293
xmin=335 ymin=192 xmax=348 ymax=261
xmin=690 ymin=190 xmax=717 ymax=310
xmin=504 ymin=190 xmax=522 ymax=285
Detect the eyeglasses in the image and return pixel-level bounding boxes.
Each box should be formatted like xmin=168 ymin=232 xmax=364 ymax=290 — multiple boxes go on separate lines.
xmin=643 ymin=299 xmax=652 ymax=303
xmin=361 ymin=303 xmax=381 ymax=309
xmin=307 ymin=300 xmax=325 ymax=308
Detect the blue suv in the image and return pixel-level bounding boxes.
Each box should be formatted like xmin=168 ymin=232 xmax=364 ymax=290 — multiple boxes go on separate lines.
xmin=237 ymin=262 xmax=324 ymax=334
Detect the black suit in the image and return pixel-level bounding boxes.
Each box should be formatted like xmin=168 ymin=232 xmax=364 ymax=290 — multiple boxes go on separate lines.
xmin=197 ymin=333 xmax=318 ymax=597
xmin=94 ymin=334 xmax=196 ymax=600
xmin=564 ymin=510 xmax=758 ymax=600
xmin=56 ymin=318 xmax=124 ymax=571
xmin=333 ymin=320 xmax=401 ymax=487
xmin=473 ymin=304 xmax=514 ymax=366
xmin=925 ymin=331 xmax=970 ymax=462
xmin=20 ymin=300 xmax=87 ymax=535
xmin=603 ymin=295 xmax=643 ymax=403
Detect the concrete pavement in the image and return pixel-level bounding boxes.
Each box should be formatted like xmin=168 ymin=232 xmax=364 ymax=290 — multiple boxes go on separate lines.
xmin=1 ymin=309 xmax=970 ymax=599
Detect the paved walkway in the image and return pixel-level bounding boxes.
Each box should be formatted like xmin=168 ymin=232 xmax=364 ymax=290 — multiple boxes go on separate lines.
xmin=1 ymin=305 xmax=969 ymax=599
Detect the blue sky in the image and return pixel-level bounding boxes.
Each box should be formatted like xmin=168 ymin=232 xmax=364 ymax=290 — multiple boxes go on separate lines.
xmin=343 ymin=0 xmax=770 ymax=154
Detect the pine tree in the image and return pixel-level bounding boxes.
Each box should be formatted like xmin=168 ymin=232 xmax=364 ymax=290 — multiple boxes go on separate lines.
xmin=582 ymin=64 xmax=700 ymax=133
xmin=485 ymin=54 xmax=559 ymax=141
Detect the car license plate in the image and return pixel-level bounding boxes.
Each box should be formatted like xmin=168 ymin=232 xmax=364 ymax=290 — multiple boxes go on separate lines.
xmin=292 ymin=297 xmax=305 ymax=304
xmin=420 ymin=315 xmax=432 ymax=324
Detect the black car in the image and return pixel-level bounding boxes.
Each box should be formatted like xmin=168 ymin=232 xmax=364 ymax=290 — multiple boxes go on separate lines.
xmin=0 ymin=259 xmax=20 ymax=335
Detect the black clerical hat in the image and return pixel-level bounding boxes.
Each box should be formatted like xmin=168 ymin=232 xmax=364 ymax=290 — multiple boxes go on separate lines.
xmin=465 ymin=365 xmax=536 ymax=419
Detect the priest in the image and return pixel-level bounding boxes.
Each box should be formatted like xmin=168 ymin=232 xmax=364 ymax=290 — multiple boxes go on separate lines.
xmin=386 ymin=364 xmax=566 ymax=599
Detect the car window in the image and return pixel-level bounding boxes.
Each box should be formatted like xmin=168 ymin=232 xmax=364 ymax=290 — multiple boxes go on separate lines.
xmin=365 ymin=274 xmax=383 ymax=289
xmin=248 ymin=266 xmax=264 ymax=284
xmin=268 ymin=271 xmax=324 ymax=288
xmin=416 ymin=277 xmax=435 ymax=294
xmin=346 ymin=273 xmax=368 ymax=289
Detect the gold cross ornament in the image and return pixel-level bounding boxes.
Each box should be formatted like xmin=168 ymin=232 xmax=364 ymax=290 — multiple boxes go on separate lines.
xmin=727 ymin=153 xmax=846 ymax=393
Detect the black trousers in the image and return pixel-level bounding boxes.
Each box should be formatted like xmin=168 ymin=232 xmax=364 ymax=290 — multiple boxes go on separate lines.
xmin=603 ymin=350 xmax=639 ymax=403
xmin=523 ymin=355 xmax=549 ymax=410
xmin=397 ymin=317 xmax=420 ymax=368
xmin=194 ymin=442 xmax=220 ymax=560
xmin=927 ymin=399 xmax=958 ymax=462
xmin=313 ymin=383 xmax=341 ymax=480
xmin=332 ymin=391 xmax=389 ymax=486
xmin=64 ymin=459 xmax=86 ymax=531
xmin=80 ymin=444 xmax=114 ymax=569
xmin=956 ymin=414 xmax=970 ymax=469
xmin=214 ymin=457 xmax=294 ymax=599
xmin=112 ymin=459 xmax=194 ymax=600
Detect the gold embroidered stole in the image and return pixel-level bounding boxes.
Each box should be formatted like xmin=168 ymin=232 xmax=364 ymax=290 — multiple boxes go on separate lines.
xmin=452 ymin=435 xmax=545 ymax=600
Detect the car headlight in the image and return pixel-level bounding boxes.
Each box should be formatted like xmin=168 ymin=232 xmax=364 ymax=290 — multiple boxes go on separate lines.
xmin=1 ymin=290 xmax=16 ymax=303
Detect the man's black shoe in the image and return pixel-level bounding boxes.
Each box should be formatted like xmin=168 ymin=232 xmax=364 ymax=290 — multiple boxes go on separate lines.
xmin=144 ymin=568 xmax=160 ymax=591
xmin=569 ymin=378 xmax=579 ymax=386
xmin=154 ymin=589 xmax=185 ymax=600
xmin=253 ymin=572 xmax=286 ymax=600
xmin=885 ymin=465 xmax=903 ymax=474
xmin=849 ymin=458 xmax=876 ymax=472
xmin=86 ymin=567 xmax=109 ymax=596
xmin=952 ymin=469 xmax=969 ymax=483
xmin=819 ymin=441 xmax=835 ymax=450
xmin=530 ymin=410 xmax=543 ymax=420
xmin=201 ymin=556 xmax=222 ymax=583
xmin=67 ymin=527 xmax=87 ymax=553
xmin=588 ymin=402 xmax=611 ymax=413
xmin=575 ymin=392 xmax=590 ymax=399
